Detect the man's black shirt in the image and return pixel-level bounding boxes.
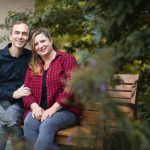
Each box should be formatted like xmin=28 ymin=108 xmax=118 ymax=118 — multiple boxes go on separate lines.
xmin=0 ymin=43 xmax=31 ymax=104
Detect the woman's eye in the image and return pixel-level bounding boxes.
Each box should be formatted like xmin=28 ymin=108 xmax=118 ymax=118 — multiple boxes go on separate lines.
xmin=34 ymin=43 xmax=38 ymax=46
xmin=41 ymin=40 xmax=45 ymax=43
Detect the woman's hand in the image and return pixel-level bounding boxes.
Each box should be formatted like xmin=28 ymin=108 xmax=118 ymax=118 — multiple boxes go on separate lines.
xmin=41 ymin=107 xmax=56 ymax=122
xmin=41 ymin=102 xmax=62 ymax=122
xmin=30 ymin=103 xmax=44 ymax=120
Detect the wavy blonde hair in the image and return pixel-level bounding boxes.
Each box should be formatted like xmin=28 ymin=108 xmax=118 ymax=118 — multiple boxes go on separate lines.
xmin=29 ymin=28 xmax=57 ymax=75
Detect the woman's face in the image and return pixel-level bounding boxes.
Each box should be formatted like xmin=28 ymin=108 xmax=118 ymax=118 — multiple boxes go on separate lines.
xmin=34 ymin=33 xmax=53 ymax=57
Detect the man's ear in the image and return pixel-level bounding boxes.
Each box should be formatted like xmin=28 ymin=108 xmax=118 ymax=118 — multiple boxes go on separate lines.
xmin=9 ymin=34 xmax=12 ymax=42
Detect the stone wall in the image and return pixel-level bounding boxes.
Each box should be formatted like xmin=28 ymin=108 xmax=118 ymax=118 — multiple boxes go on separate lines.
xmin=0 ymin=0 xmax=35 ymax=48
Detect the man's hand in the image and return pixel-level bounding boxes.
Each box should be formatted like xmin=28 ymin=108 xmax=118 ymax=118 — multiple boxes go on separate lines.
xmin=12 ymin=84 xmax=31 ymax=99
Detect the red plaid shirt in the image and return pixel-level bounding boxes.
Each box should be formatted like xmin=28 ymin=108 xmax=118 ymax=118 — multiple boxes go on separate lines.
xmin=23 ymin=50 xmax=82 ymax=119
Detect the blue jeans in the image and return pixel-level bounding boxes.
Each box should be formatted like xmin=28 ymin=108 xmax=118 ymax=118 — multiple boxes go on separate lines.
xmin=24 ymin=110 xmax=78 ymax=150
xmin=0 ymin=105 xmax=16 ymax=127
xmin=0 ymin=103 xmax=23 ymax=150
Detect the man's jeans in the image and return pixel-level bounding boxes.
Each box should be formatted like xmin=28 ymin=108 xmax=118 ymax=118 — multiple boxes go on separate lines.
xmin=24 ymin=110 xmax=78 ymax=150
xmin=0 ymin=103 xmax=23 ymax=150
xmin=0 ymin=105 xmax=16 ymax=127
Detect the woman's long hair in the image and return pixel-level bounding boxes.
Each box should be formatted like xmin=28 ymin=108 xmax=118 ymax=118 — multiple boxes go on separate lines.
xmin=29 ymin=28 xmax=57 ymax=75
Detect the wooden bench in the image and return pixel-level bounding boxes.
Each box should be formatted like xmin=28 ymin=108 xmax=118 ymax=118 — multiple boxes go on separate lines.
xmin=14 ymin=74 xmax=139 ymax=150
xmin=55 ymin=74 xmax=140 ymax=149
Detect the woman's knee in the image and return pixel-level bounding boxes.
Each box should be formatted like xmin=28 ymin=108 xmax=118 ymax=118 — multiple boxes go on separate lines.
xmin=24 ymin=112 xmax=41 ymax=132
xmin=40 ymin=120 xmax=57 ymax=133
xmin=24 ymin=112 xmax=32 ymax=127
xmin=24 ymin=112 xmax=39 ymax=130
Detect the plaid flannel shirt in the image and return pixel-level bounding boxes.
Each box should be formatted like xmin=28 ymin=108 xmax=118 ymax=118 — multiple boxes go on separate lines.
xmin=23 ymin=50 xmax=82 ymax=119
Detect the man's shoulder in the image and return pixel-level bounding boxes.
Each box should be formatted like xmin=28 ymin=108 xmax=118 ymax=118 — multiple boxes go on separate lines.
xmin=23 ymin=48 xmax=32 ymax=55
xmin=24 ymin=48 xmax=31 ymax=52
xmin=0 ymin=49 xmax=3 ymax=56
xmin=0 ymin=48 xmax=3 ymax=53
xmin=0 ymin=46 xmax=7 ymax=55
xmin=0 ymin=47 xmax=5 ymax=51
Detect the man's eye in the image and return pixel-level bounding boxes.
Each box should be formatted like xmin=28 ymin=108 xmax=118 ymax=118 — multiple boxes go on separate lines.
xmin=15 ymin=31 xmax=19 ymax=34
xmin=23 ymin=33 xmax=28 ymax=36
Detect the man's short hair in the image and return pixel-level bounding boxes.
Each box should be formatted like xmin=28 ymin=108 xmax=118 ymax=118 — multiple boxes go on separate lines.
xmin=10 ymin=21 xmax=31 ymax=33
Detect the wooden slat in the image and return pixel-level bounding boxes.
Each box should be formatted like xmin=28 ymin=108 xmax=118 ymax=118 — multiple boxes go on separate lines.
xmin=114 ymin=74 xmax=139 ymax=84
xmin=82 ymin=110 xmax=102 ymax=118
xmin=56 ymin=135 xmax=97 ymax=147
xmin=56 ymin=126 xmax=100 ymax=148
xmin=108 ymin=91 xmax=132 ymax=99
xmin=110 ymin=98 xmax=131 ymax=103
xmin=108 ymin=84 xmax=133 ymax=91
xmin=83 ymin=102 xmax=103 ymax=111
xmin=81 ymin=104 xmax=133 ymax=122
xmin=57 ymin=126 xmax=95 ymax=139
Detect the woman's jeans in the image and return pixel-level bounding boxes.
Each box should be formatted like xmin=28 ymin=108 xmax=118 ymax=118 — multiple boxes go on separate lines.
xmin=24 ymin=110 xmax=78 ymax=150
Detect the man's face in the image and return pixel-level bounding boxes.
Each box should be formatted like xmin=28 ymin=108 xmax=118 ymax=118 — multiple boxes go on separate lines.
xmin=9 ymin=23 xmax=30 ymax=49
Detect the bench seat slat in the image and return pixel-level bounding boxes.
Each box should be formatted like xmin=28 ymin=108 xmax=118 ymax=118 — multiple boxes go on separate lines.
xmin=57 ymin=126 xmax=96 ymax=138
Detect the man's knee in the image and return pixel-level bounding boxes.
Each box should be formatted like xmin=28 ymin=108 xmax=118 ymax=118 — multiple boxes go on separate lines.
xmin=6 ymin=104 xmax=23 ymax=124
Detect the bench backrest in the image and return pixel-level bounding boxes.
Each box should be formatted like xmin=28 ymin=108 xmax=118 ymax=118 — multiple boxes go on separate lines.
xmin=81 ymin=74 xmax=139 ymax=125
xmin=108 ymin=74 xmax=139 ymax=118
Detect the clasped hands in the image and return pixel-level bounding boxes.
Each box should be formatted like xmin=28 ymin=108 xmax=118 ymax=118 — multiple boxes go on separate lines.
xmin=31 ymin=103 xmax=59 ymax=122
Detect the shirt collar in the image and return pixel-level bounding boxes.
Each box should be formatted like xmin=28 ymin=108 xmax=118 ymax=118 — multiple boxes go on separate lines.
xmin=2 ymin=43 xmax=12 ymax=56
xmin=3 ymin=43 xmax=30 ymax=56
xmin=55 ymin=50 xmax=63 ymax=57
xmin=40 ymin=50 xmax=62 ymax=65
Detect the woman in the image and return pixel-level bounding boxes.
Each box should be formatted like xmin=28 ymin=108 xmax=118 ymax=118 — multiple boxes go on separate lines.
xmin=23 ymin=28 xmax=82 ymax=150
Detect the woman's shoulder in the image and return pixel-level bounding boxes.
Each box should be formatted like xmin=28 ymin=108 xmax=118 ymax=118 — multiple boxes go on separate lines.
xmin=57 ymin=50 xmax=75 ymax=60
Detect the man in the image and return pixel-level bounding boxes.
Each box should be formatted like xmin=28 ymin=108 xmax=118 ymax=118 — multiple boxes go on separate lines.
xmin=0 ymin=21 xmax=31 ymax=149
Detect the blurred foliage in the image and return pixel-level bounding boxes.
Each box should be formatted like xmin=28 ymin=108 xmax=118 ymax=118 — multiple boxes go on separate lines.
xmin=0 ymin=0 xmax=150 ymax=149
